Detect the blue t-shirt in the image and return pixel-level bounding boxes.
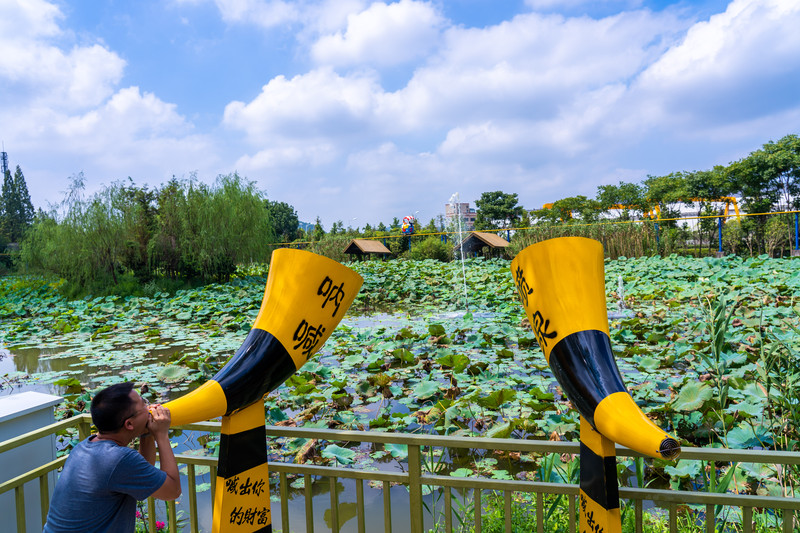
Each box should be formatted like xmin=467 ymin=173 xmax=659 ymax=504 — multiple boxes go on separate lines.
xmin=43 ymin=436 xmax=167 ymax=533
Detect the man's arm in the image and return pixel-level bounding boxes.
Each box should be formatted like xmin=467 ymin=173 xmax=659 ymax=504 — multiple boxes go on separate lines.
xmin=146 ymin=405 xmax=182 ymax=500
xmin=138 ymin=433 xmax=156 ymax=465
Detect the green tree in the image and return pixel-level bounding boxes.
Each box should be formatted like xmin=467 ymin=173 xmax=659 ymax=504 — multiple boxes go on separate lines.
xmin=744 ymin=134 xmax=800 ymax=210
xmin=422 ymin=218 xmax=437 ymax=233
xmin=312 ymin=217 xmax=325 ymax=241
xmin=475 ymin=191 xmax=524 ymax=229
xmin=2 ymin=168 xmax=16 ymax=240
xmin=330 ymin=220 xmax=344 ymax=235
xmin=1 ymin=165 xmax=35 ymax=242
xmin=596 ymin=181 xmax=646 ymax=219
xmin=264 ymin=200 xmax=299 ymax=242
xmin=643 ymin=172 xmax=691 ymax=226
xmin=554 ymin=195 xmax=601 ymax=223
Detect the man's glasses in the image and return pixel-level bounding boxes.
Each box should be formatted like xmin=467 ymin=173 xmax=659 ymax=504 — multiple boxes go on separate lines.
xmin=123 ymin=398 xmax=150 ymax=425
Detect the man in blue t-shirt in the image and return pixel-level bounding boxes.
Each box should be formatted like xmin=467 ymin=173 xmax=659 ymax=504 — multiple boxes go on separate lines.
xmin=43 ymin=382 xmax=181 ymax=533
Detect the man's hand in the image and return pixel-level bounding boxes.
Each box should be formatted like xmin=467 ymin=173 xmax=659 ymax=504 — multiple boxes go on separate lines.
xmin=146 ymin=404 xmax=171 ymax=439
xmin=147 ymin=404 xmax=181 ymax=501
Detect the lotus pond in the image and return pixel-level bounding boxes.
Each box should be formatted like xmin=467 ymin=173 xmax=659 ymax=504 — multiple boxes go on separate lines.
xmin=2 ymin=254 xmax=800 ymax=513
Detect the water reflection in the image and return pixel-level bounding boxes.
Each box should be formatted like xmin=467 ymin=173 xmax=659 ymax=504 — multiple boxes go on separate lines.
xmin=0 ymin=342 xmax=186 ymax=397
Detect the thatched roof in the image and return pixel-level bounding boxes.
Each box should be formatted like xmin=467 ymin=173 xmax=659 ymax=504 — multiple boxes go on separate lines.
xmin=344 ymin=239 xmax=392 ymax=255
xmin=455 ymin=231 xmax=510 ymax=255
xmin=458 ymin=231 xmax=509 ymax=248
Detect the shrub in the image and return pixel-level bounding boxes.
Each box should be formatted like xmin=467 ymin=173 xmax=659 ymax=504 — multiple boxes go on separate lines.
xmin=408 ymin=236 xmax=452 ymax=262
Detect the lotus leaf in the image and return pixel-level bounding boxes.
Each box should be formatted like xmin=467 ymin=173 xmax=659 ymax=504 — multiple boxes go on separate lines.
xmin=321 ymin=444 xmax=356 ymax=465
xmin=670 ymin=382 xmax=713 ymax=412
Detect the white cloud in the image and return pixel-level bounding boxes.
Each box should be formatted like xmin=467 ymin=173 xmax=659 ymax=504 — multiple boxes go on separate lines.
xmin=525 ymin=0 xmax=645 ymax=12
xmin=0 ymin=0 xmax=62 ymax=38
xmin=633 ymin=0 xmax=800 ymax=128
xmin=0 ymin=1 xmax=217 ymax=207
xmin=223 ymin=68 xmax=386 ymax=142
xmin=0 ymin=1 xmax=125 ymax=111
xmin=234 ymin=143 xmax=337 ymax=171
xmin=311 ymin=0 xmax=445 ymax=67
xmin=380 ymin=9 xmax=683 ymax=133
xmin=206 ymin=0 xmax=301 ymax=28
xmin=54 ymin=87 xmax=192 ymax=144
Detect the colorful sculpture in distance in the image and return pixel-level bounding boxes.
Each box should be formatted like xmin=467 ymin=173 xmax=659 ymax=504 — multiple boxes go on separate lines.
xmin=163 ymin=249 xmax=363 ymax=533
xmin=511 ymin=237 xmax=680 ymax=533
xmin=401 ymin=215 xmax=416 ymax=235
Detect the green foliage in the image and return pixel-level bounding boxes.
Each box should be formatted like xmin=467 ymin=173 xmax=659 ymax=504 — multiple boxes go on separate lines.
xmin=264 ymin=200 xmax=299 ymax=243
xmin=738 ymin=133 xmax=800 ymax=211
xmin=306 ymin=234 xmax=352 ymax=263
xmin=19 ymin=173 xmax=275 ymax=294
xmin=408 ymin=236 xmax=452 ymax=262
xmin=763 ymin=215 xmax=789 ymax=257
xmin=311 ymin=216 xmax=325 ymax=241
xmin=721 ymin=218 xmax=745 ymax=255
xmin=0 ymin=164 xmax=34 ymax=243
xmin=596 ymin=180 xmax=647 ymax=218
xmin=509 ymin=222 xmax=660 ymax=259
xmin=475 ymin=191 xmax=524 ymax=229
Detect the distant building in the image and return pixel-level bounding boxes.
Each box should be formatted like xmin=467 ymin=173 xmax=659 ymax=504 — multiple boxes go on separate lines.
xmin=445 ymin=202 xmax=477 ymax=231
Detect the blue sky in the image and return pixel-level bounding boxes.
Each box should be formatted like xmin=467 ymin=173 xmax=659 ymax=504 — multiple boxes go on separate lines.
xmin=1 ymin=0 xmax=798 ymax=229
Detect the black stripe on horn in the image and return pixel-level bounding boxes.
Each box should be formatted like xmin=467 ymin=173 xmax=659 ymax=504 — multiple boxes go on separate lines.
xmin=548 ymin=330 xmax=626 ymax=427
xmin=579 ymin=440 xmax=619 ymax=510
xmin=217 ymin=425 xmax=268 ymax=479
xmin=214 ymin=328 xmax=297 ymax=415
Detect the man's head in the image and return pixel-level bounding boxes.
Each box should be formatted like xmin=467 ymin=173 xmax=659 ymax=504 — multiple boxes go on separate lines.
xmin=91 ymin=382 xmax=149 ymax=434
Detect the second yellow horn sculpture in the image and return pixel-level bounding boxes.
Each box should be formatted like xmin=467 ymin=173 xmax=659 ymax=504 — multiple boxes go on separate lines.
xmin=511 ymin=237 xmax=680 ymax=460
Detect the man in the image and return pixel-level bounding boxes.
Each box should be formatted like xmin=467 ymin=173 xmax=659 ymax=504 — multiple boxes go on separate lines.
xmin=43 ymin=382 xmax=181 ymax=532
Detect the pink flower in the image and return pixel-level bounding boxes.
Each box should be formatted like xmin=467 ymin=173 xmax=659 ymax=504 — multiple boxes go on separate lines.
xmin=156 ymin=521 xmax=166 ymax=531
xmin=135 ymin=511 xmax=142 ymax=519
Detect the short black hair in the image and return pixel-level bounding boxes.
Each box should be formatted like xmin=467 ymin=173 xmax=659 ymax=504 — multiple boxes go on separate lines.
xmin=91 ymin=382 xmax=137 ymax=432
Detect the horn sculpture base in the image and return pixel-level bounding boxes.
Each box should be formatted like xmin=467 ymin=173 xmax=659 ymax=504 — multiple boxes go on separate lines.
xmin=213 ymin=401 xmax=272 ymax=533
xmin=579 ymin=415 xmax=621 ymax=533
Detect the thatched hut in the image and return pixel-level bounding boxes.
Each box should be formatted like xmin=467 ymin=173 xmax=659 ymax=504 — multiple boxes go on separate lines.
xmin=344 ymin=239 xmax=392 ymax=260
xmin=454 ymin=231 xmax=510 ymax=258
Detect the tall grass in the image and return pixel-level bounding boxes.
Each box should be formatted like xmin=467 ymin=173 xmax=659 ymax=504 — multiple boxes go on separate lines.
xmin=508 ymin=222 xmax=662 ymax=259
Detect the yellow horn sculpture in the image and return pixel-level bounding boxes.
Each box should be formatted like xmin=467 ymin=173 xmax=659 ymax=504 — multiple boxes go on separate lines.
xmin=165 ymin=248 xmax=363 ymax=426
xmin=512 ymin=238 xmax=680 ymax=533
xmin=163 ymin=248 xmax=363 ymax=533
xmin=511 ymin=237 xmax=679 ymax=460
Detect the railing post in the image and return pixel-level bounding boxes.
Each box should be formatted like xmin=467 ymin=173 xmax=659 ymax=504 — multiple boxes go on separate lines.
xmin=280 ymin=472 xmax=290 ymax=533
xmin=718 ymin=216 xmax=723 ymax=255
xmin=407 ymin=445 xmax=423 ymax=533
xmin=329 ymin=476 xmax=340 ymax=533
xmin=77 ymin=416 xmax=92 ymax=441
xmin=794 ymin=212 xmax=799 ymax=255
xmin=383 ymin=480 xmax=393 ymax=533
xmin=38 ymin=474 xmax=49 ymax=528
xmin=15 ymin=485 xmax=26 ymax=533
xmin=356 ymin=479 xmax=365 ymax=533
xmin=304 ymin=474 xmax=314 ymax=533
xmin=187 ymin=464 xmax=198 ymax=533
xmin=147 ymin=496 xmax=156 ymax=532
